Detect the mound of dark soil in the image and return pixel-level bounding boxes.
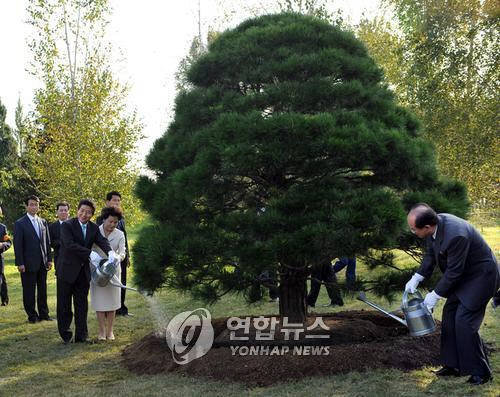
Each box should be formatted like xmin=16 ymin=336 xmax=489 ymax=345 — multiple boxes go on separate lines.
xmin=122 ymin=310 xmax=442 ymax=386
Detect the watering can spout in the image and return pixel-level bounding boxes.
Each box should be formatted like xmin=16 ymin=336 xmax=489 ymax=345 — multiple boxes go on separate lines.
xmin=357 ymin=292 xmax=407 ymax=326
xmin=108 ymin=275 xmax=138 ymax=292
xmin=357 ymin=290 xmax=437 ymax=337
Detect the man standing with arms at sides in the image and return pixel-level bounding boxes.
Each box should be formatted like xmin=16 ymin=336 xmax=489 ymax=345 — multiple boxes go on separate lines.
xmin=405 ymin=203 xmax=499 ymax=385
xmin=13 ymin=195 xmax=53 ymax=323
xmin=96 ymin=191 xmax=131 ymax=316
xmin=57 ymin=199 xmax=111 ymax=343
xmin=0 ymin=206 xmax=12 ymax=306
xmin=49 ymin=202 xmax=70 ymax=274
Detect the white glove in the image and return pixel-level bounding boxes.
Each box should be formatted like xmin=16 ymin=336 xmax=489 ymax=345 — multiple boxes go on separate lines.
xmin=90 ymin=251 xmax=102 ymax=268
xmin=405 ymin=273 xmax=425 ymax=293
xmin=108 ymin=250 xmax=116 ymax=264
xmin=423 ymin=290 xmax=442 ymax=312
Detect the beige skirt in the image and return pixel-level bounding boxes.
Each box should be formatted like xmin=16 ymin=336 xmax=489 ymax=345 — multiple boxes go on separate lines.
xmin=90 ymin=265 xmax=121 ymax=311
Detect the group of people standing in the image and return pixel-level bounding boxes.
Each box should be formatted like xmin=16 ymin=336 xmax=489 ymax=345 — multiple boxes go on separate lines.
xmin=0 ymin=191 xmax=131 ymax=344
xmin=0 ymin=197 xmax=499 ymax=386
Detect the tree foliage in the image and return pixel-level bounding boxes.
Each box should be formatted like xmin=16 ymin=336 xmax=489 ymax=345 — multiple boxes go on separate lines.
xmin=0 ymin=99 xmax=39 ymax=227
xmin=357 ymin=0 xmax=499 ymax=211
xmin=0 ymin=99 xmax=17 ymax=173
xmin=277 ymin=0 xmax=344 ymax=24
xmin=135 ymin=13 xmax=467 ymax=321
xmin=0 ymin=99 xmax=18 ymax=211
xmin=24 ymin=0 xmax=143 ymax=222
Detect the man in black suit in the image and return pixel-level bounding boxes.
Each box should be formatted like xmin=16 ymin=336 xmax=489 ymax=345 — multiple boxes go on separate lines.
xmin=405 ymin=203 xmax=499 ymax=385
xmin=57 ymin=199 xmax=111 ymax=343
xmin=0 ymin=206 xmax=12 ymax=306
xmin=48 ymin=202 xmax=70 ymax=274
xmin=13 ymin=195 xmax=53 ymax=322
xmin=96 ymin=191 xmax=131 ymax=316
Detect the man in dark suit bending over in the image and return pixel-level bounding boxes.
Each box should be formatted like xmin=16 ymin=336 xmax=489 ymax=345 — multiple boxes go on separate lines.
xmin=405 ymin=203 xmax=499 ymax=385
xmin=57 ymin=199 xmax=111 ymax=343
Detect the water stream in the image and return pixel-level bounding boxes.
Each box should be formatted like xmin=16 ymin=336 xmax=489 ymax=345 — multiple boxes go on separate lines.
xmin=143 ymin=294 xmax=171 ymax=337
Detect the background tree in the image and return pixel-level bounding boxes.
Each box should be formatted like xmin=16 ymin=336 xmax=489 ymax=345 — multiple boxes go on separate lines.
xmin=0 ymin=98 xmax=18 ymax=220
xmin=0 ymin=98 xmax=17 ymax=181
xmin=357 ymin=0 xmax=499 ymax=214
xmin=25 ymin=0 xmax=143 ymax=222
xmin=135 ymin=13 xmax=467 ymax=322
xmin=0 ymin=98 xmax=34 ymax=227
xmin=14 ymin=99 xmax=29 ymax=156
xmin=277 ymin=0 xmax=344 ymax=24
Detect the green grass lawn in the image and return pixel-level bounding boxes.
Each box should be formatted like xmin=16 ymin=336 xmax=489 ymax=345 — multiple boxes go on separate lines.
xmin=0 ymin=225 xmax=498 ymax=397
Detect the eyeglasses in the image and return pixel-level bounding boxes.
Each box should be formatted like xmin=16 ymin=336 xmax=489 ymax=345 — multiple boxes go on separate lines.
xmin=410 ymin=225 xmax=431 ymax=234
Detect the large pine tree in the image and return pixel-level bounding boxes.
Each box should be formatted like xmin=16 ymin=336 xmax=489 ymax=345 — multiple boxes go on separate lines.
xmin=134 ymin=13 xmax=467 ymax=322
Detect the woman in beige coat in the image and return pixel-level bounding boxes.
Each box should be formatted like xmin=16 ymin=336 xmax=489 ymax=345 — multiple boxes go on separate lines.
xmin=91 ymin=206 xmax=126 ymax=341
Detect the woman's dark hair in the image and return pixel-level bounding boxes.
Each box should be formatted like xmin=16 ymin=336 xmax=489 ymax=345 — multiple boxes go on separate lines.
xmin=100 ymin=206 xmax=123 ymax=221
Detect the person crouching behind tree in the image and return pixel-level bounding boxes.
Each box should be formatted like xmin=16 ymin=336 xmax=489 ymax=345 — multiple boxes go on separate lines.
xmin=91 ymin=206 xmax=126 ymax=341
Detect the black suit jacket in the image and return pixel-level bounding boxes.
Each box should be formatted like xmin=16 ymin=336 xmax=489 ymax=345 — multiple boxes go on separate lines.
xmin=49 ymin=221 xmax=63 ymax=271
xmin=57 ymin=217 xmax=111 ymax=284
xmin=13 ymin=215 xmax=52 ymax=272
xmin=0 ymin=223 xmax=12 ymax=273
xmin=417 ymin=213 xmax=499 ymax=310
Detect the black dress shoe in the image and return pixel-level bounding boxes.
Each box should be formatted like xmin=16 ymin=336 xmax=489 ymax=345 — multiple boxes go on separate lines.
xmin=39 ymin=316 xmax=53 ymax=321
xmin=467 ymin=375 xmax=492 ymax=385
xmin=73 ymin=339 xmax=90 ymax=344
xmin=61 ymin=330 xmax=72 ymax=343
xmin=434 ymin=366 xmax=460 ymax=377
xmin=28 ymin=317 xmax=40 ymax=324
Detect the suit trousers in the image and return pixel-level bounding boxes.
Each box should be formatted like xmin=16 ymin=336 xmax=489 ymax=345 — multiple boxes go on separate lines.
xmin=441 ymin=293 xmax=491 ymax=377
xmin=0 ymin=272 xmax=7 ymax=304
xmin=307 ymin=262 xmax=342 ymax=307
xmin=57 ymin=267 xmax=90 ymax=342
xmin=117 ymin=260 xmax=128 ymax=314
xmin=20 ymin=267 xmax=48 ymax=320
xmin=332 ymin=257 xmax=356 ymax=285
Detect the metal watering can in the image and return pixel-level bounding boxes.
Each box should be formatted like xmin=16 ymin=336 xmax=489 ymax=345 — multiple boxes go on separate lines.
xmin=91 ymin=258 xmax=138 ymax=292
xmin=357 ymin=290 xmax=437 ymax=337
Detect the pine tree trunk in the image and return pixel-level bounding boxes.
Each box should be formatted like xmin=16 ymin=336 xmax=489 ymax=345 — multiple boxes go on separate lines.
xmin=278 ymin=269 xmax=307 ymax=324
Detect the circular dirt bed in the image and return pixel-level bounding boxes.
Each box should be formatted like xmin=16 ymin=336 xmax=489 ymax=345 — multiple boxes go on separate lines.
xmin=122 ymin=310 xmax=442 ymax=386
